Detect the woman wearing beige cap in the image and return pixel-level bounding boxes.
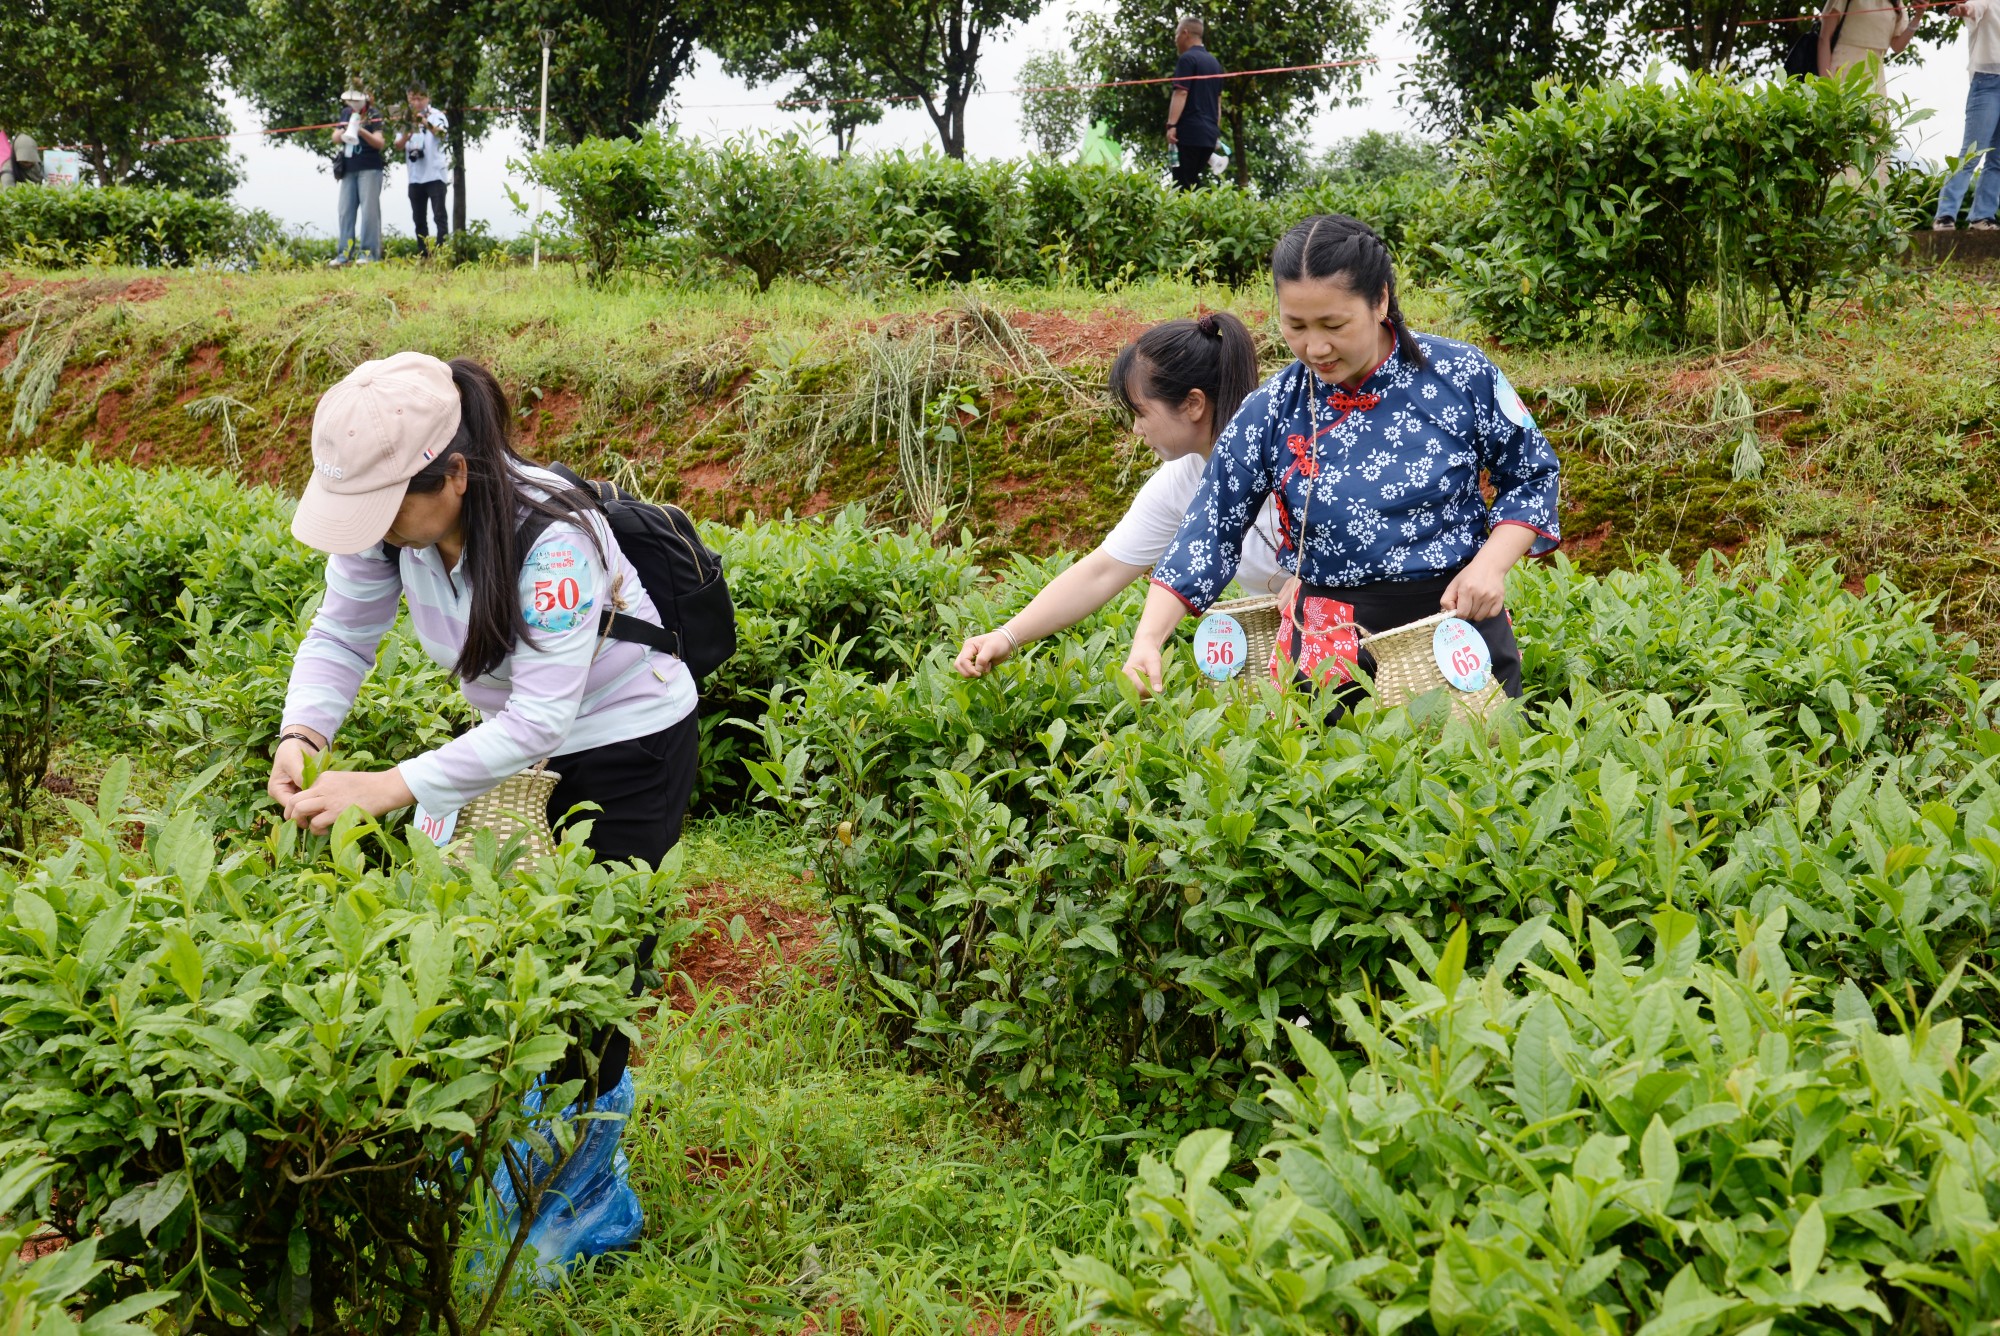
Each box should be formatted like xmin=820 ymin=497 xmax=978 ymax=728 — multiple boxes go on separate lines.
xmin=268 ymin=350 xmax=697 ymax=1269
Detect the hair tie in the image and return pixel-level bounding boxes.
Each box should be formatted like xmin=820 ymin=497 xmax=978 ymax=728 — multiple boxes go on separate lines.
xmin=1196 ymin=312 xmax=1221 ymax=337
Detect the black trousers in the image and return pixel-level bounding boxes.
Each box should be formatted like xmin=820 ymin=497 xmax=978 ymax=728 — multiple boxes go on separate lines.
xmin=1290 ymin=566 xmax=1523 ymax=704
xmin=1172 ymin=145 xmax=1214 ymax=191
xmin=408 ymin=179 xmax=448 ymax=243
xmin=546 ymin=710 xmax=700 ymax=1093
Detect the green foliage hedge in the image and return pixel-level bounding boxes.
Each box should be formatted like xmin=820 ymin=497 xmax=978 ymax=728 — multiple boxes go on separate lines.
xmin=0 ymin=763 xmax=687 ymax=1328
xmin=0 ymin=186 xmax=282 ymax=268
xmin=526 ymin=129 xmax=1462 ymax=291
xmin=0 ymin=460 xmax=996 ymax=843
xmin=530 ymin=74 xmax=1906 ymax=345
xmin=750 ymin=546 xmax=1995 ymax=1133
xmin=1450 ymin=67 xmax=1905 ymax=343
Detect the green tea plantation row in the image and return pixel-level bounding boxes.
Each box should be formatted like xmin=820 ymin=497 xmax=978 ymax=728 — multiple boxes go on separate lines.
xmin=0 ymin=456 xmax=986 ymax=845
xmin=7 ymin=456 xmax=2000 ymax=1329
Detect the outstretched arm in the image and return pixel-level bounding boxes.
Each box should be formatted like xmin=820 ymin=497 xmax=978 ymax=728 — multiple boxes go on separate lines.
xmin=1122 ymin=582 xmax=1196 ymax=696
xmin=956 ymin=547 xmax=1148 ymax=677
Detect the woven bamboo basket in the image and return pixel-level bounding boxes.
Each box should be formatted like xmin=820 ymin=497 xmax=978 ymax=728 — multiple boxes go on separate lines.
xmin=451 ymin=763 xmax=561 ymax=861
xmin=1207 ymin=594 xmax=1282 ymax=675
xmin=1358 ymin=612 xmax=1504 ymax=722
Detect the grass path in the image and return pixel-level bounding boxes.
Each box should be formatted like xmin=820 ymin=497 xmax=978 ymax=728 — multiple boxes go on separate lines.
xmin=486 ymin=818 xmax=1130 ymax=1334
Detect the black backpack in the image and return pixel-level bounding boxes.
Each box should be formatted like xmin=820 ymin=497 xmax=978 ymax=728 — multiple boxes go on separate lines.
xmin=1783 ymin=9 xmax=1845 ymax=77
xmin=518 ymin=462 xmax=737 ymax=682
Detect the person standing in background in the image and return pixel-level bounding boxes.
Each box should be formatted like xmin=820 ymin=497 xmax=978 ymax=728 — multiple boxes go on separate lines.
xmin=397 ymin=82 xmax=451 ymax=255
xmin=1818 ymin=0 xmax=1918 ymax=88
xmin=331 ymin=89 xmax=385 ymax=266
xmin=1935 ymin=1 xmax=2000 ymax=229
xmin=7 ymin=128 xmax=38 ymax=187
xmin=0 ymin=126 xmax=12 ymax=189
xmin=1166 ymin=17 xmax=1224 ymax=190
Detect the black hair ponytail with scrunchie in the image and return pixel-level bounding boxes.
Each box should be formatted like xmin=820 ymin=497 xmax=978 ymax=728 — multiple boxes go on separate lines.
xmin=1108 ymin=310 xmax=1258 ymax=438
xmin=1270 ymin=213 xmax=1430 ymax=373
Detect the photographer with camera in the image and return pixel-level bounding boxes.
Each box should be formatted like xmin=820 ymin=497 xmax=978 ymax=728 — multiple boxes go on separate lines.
xmin=330 ymin=89 xmax=385 ymax=266
xmin=396 ymin=82 xmax=451 ymax=254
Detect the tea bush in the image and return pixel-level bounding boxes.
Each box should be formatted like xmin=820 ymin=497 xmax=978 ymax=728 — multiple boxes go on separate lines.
xmin=0 ymin=461 xmax=999 ymax=835
xmin=0 ymin=591 xmax=132 ymax=850
xmin=1451 ymin=67 xmax=1904 ymax=343
xmin=0 ymin=186 xmax=282 ymax=268
xmin=527 ymin=131 xmax=1471 ymax=289
xmin=0 ymin=1158 xmax=172 ymax=1334
xmin=501 ymin=131 xmax=689 ymax=279
xmin=0 ymin=458 xmax=309 ymax=676
xmin=1060 ymin=907 xmax=2000 ymax=1330
xmin=0 ymin=762 xmax=690 ymax=1330
xmin=1513 ymin=546 xmax=1971 ymax=752
xmin=750 ymin=545 xmax=1993 ymax=1130
xmin=150 ymin=601 xmax=474 ymax=838
xmin=681 ymin=131 xmax=857 ymax=292
xmin=697 ymin=508 xmax=987 ymax=806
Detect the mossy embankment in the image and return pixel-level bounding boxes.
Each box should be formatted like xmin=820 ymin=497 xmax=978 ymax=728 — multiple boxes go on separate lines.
xmin=2 ymin=264 xmax=1995 ymax=640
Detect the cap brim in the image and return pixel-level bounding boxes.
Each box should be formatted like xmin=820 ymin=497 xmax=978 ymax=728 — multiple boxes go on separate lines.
xmin=291 ymin=474 xmax=409 ymax=555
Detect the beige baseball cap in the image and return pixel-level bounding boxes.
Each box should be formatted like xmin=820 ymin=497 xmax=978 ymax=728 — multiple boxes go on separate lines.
xmin=293 ymin=352 xmax=462 ymax=554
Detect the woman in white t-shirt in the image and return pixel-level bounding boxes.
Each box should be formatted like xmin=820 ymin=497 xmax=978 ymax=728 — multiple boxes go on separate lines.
xmin=955 ymin=312 xmax=1283 ymax=676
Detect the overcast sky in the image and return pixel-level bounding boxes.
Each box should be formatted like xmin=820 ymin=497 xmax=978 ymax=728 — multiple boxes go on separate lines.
xmin=225 ymin=1 xmax=1982 ymax=240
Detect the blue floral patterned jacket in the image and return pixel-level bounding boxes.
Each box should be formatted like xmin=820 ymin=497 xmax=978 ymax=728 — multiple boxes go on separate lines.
xmin=1152 ymin=333 xmax=1561 ymax=611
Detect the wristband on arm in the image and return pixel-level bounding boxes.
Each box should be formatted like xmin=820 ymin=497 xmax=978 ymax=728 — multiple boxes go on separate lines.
xmin=277 ymin=730 xmax=323 ymax=753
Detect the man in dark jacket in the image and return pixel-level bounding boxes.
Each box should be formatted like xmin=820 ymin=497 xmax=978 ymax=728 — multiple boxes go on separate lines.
xmin=1166 ymin=17 xmax=1224 ymax=190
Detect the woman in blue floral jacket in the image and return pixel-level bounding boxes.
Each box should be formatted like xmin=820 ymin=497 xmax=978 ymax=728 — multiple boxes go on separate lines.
xmin=1123 ymin=213 xmax=1561 ymax=697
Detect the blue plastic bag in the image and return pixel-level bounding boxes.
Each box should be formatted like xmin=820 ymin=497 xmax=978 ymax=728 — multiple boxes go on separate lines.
xmin=475 ymin=1069 xmax=643 ymax=1287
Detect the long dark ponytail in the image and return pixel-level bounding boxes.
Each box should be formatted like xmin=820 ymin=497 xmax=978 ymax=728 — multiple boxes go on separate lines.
xmin=403 ymin=358 xmax=602 ymax=682
xmin=1109 ymin=310 xmax=1258 ymax=437
xmin=1270 ymin=214 xmax=1429 ymax=373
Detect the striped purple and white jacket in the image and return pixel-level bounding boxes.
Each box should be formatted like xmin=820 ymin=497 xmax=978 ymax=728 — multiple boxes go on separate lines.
xmin=281 ymin=465 xmax=698 ymax=815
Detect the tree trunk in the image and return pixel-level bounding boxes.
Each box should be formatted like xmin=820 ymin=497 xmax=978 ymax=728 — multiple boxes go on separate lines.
xmin=449 ymin=108 xmax=467 ymax=234
xmin=944 ymin=94 xmax=965 ymax=158
xmin=1228 ymin=101 xmax=1247 ymax=189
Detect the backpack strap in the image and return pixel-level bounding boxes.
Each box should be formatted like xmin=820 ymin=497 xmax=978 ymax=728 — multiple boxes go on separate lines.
xmin=516 ymin=499 xmax=683 ymax=657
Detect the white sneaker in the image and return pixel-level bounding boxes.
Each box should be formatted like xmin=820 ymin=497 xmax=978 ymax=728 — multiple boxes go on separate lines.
xmin=328 ymin=256 xmax=349 ymax=267
xmin=355 ymin=255 xmax=376 ymax=265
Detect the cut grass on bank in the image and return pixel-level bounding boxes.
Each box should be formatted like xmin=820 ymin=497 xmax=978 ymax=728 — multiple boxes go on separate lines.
xmin=0 ymin=262 xmax=1996 ymax=645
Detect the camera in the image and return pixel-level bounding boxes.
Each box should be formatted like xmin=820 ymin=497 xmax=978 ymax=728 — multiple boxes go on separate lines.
xmin=407 ymin=147 xmax=426 ymax=162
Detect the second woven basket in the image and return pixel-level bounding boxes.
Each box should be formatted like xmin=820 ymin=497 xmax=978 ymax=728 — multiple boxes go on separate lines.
xmin=1201 ymin=598 xmax=1501 ymax=720
xmin=1358 ymin=612 xmax=1504 ymax=722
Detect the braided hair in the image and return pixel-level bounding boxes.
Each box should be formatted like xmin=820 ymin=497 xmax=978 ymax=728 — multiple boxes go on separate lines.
xmin=1109 ymin=310 xmax=1258 ymax=435
xmin=1270 ymin=214 xmax=1429 ymax=373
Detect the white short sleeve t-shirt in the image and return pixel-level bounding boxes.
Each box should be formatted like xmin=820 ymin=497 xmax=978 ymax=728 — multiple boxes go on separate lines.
xmin=1101 ymin=452 xmax=1288 ymax=596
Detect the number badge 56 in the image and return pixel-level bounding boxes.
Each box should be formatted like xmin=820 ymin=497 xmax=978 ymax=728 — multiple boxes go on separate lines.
xmin=1194 ymin=613 xmax=1248 ymax=681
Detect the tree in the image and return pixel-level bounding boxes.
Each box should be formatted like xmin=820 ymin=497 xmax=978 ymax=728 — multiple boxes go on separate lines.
xmin=1073 ymin=0 xmax=1380 ymax=190
xmin=709 ymin=15 xmax=886 ymax=157
xmin=482 ymin=0 xmax=724 ymax=145
xmin=717 ymin=0 xmax=1047 ymax=159
xmin=235 ymin=0 xmax=495 ymax=233
xmin=0 ymin=0 xmax=247 ymax=194
xmin=1018 ymin=50 xmax=1090 ymax=157
xmin=1399 ymin=0 xmax=1629 ymax=138
xmin=1403 ymin=1 xmax=1953 ymax=138
xmin=1303 ymin=130 xmax=1450 ymax=187
xmin=1623 ymin=0 xmax=1951 ymax=75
